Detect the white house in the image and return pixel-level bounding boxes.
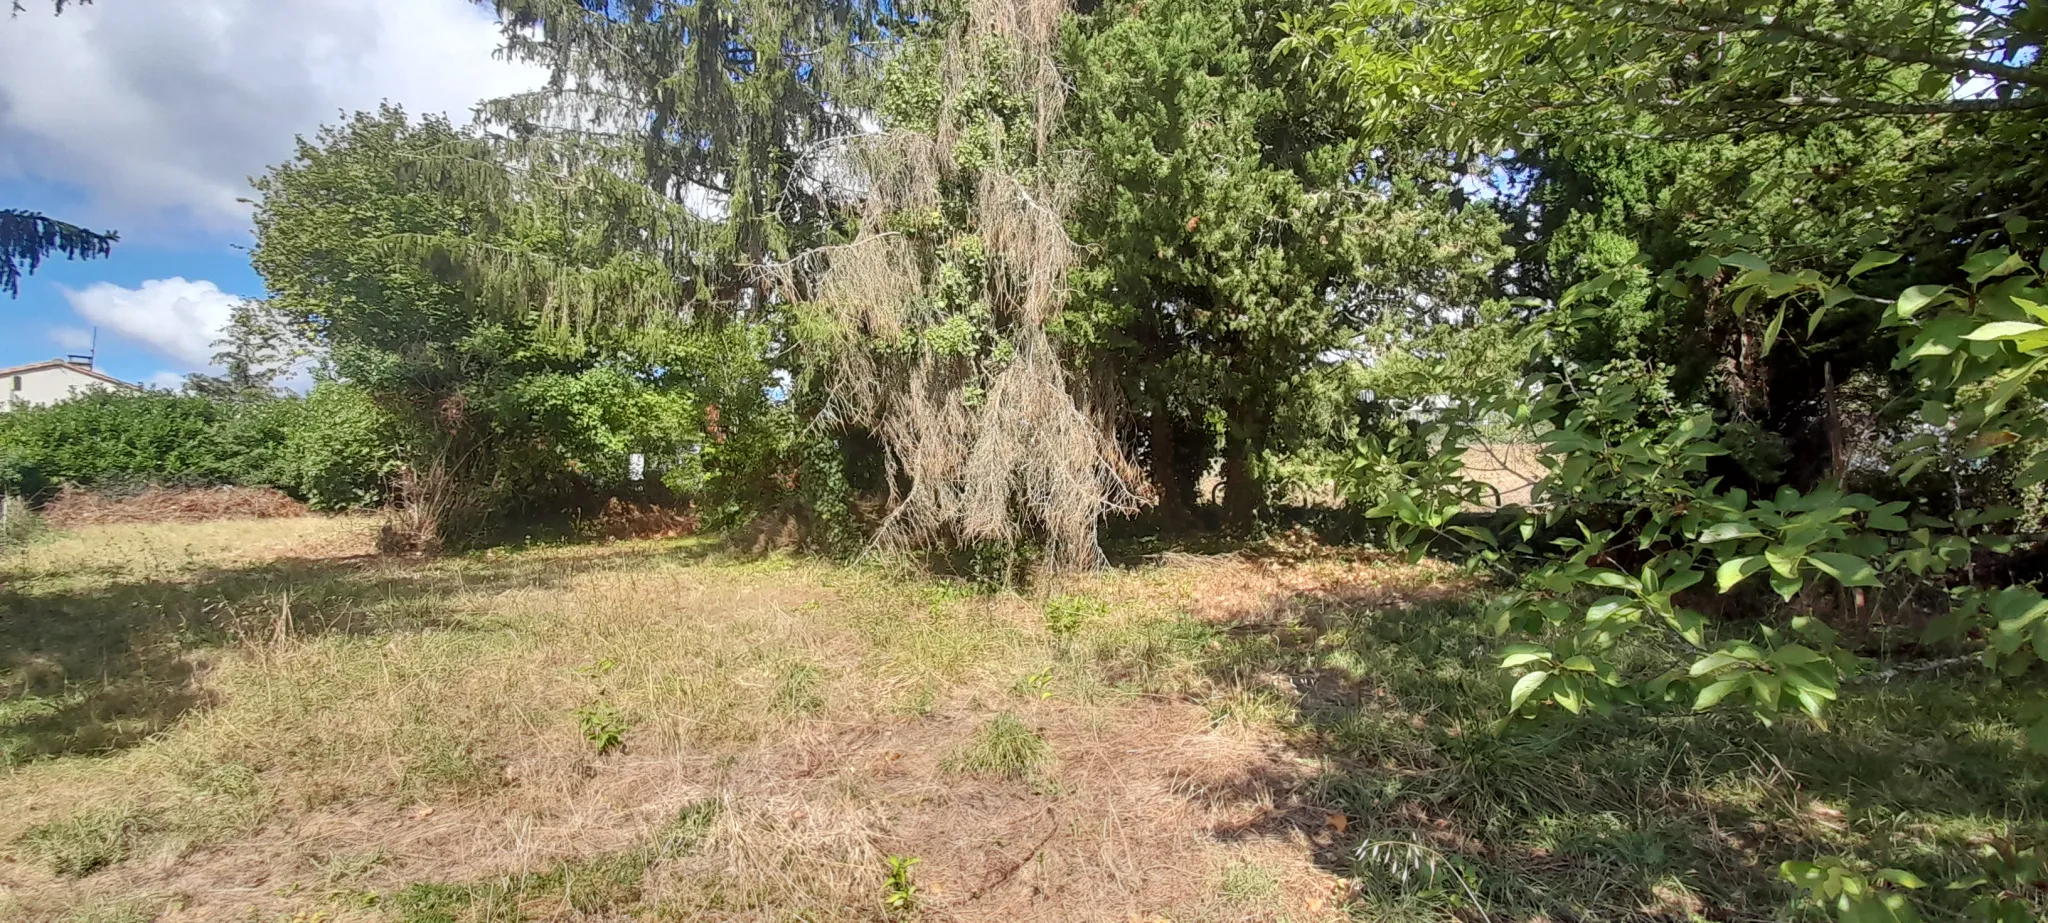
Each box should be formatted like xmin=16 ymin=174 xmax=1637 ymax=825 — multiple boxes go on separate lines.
xmin=0 ymin=359 xmax=141 ymax=412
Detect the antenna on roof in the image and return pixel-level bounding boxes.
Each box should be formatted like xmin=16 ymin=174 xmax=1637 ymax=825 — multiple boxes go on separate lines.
xmin=66 ymin=327 xmax=96 ymax=369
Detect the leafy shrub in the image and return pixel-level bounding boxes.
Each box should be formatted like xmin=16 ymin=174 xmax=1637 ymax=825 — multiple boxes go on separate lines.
xmin=0 ymin=384 xmax=403 ymax=511
xmin=1353 ymin=246 xmax=2048 ymax=921
xmin=273 ymin=381 xmax=403 ymax=509
xmin=0 ymin=390 xmax=224 ymax=493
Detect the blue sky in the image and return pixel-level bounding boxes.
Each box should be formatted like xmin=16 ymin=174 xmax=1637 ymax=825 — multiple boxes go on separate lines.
xmin=1 ymin=0 xmax=542 ymax=388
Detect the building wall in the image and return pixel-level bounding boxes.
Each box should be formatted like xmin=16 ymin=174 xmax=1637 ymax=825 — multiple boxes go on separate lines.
xmin=2 ymin=366 xmax=125 ymax=412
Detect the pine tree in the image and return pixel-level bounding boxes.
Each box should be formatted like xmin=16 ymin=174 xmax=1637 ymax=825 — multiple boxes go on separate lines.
xmin=0 ymin=211 xmax=115 ymax=299
xmin=3 ymin=1 xmax=113 ymax=297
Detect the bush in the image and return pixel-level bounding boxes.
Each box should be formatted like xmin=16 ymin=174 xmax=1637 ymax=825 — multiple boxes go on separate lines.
xmin=0 ymin=384 xmax=404 ymax=511
xmin=0 ymin=390 xmax=224 ymax=493
xmin=274 ymin=382 xmax=403 ymax=509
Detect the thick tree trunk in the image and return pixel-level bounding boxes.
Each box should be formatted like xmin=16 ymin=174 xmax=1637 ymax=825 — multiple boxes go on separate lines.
xmin=1149 ymin=405 xmax=1191 ymax=523
xmin=1221 ymin=415 xmax=1263 ymax=530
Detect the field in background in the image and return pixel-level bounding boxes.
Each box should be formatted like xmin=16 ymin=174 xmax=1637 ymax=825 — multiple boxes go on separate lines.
xmin=1 ymin=518 xmax=2041 ymax=922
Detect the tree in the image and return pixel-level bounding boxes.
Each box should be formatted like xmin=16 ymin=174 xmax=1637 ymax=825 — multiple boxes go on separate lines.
xmin=250 ymin=106 xmax=744 ymax=549
xmin=450 ymin=0 xmax=917 ymax=323
xmin=10 ymin=0 xmax=90 ymax=13
xmin=1065 ymin=0 xmax=1507 ymax=526
xmin=792 ymin=0 xmax=1143 ymax=568
xmin=183 ymin=299 xmax=316 ymax=401
xmin=0 ymin=210 xmax=115 ymax=299
xmin=3 ymin=2 xmax=112 ymax=298
xmin=1294 ymin=0 xmax=2048 ymax=243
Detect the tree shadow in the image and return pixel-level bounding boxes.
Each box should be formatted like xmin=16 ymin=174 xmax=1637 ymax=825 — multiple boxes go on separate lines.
xmin=0 ymin=541 xmax=699 ymax=764
xmin=1171 ymin=566 xmax=2048 ymax=921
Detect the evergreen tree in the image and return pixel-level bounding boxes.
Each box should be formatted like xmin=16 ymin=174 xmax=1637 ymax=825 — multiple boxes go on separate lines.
xmin=1065 ymin=0 xmax=1507 ymax=525
xmin=3 ymin=1 xmax=112 ymax=297
xmin=0 ymin=211 xmax=115 ymax=299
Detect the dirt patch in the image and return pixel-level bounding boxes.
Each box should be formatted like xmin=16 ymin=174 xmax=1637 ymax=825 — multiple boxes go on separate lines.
xmin=41 ymin=486 xmax=308 ymax=527
xmin=589 ymin=497 xmax=699 ymax=541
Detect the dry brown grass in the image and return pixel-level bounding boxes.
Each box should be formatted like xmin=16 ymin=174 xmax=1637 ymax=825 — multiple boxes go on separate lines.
xmin=0 ymin=519 xmax=1457 ymax=923
xmin=39 ymin=486 xmax=308 ymax=527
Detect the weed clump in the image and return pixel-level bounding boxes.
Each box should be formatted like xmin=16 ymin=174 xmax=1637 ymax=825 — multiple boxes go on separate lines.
xmin=575 ymin=701 xmax=628 ymax=754
xmin=947 ymin=713 xmax=1050 ymax=781
xmin=1043 ymin=594 xmax=1107 ymax=640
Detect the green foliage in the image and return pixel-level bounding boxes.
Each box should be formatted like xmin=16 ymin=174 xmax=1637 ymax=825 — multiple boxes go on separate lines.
xmin=1347 ymin=246 xmax=2048 ymax=919
xmin=882 ymin=855 xmax=920 ymax=918
xmin=1043 ymin=594 xmax=1106 ymax=640
xmin=248 ymin=106 xmax=789 ymax=546
xmin=0 ymin=390 xmax=225 ymax=490
xmin=1065 ymin=0 xmax=1509 ymax=523
xmin=273 ymin=382 xmax=404 ymax=510
xmin=0 ymin=384 xmax=403 ymax=510
xmin=1779 ymin=859 xmax=1926 ymax=923
xmin=574 ymin=702 xmax=627 ymax=755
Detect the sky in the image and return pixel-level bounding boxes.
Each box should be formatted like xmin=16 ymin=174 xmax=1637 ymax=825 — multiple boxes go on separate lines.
xmin=0 ymin=0 xmax=544 ymax=388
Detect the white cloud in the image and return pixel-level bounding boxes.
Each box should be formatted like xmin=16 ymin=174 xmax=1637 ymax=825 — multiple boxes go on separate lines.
xmin=145 ymin=370 xmax=187 ymax=391
xmin=0 ymin=0 xmax=543 ymax=237
xmin=62 ymin=277 xmax=240 ymax=368
xmin=47 ymin=325 xmax=94 ymax=352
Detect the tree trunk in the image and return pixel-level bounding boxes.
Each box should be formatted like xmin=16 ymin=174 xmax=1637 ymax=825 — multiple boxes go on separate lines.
xmin=1221 ymin=413 xmax=1263 ymax=530
xmin=1149 ymin=405 xmax=1190 ymax=524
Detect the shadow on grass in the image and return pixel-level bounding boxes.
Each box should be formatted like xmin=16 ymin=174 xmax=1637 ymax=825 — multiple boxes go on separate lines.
xmin=0 ymin=537 xmax=721 ymax=764
xmin=1170 ymin=568 xmax=2048 ymax=921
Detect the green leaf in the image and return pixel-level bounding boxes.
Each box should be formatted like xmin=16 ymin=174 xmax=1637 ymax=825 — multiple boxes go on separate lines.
xmin=1509 ymin=670 xmax=1549 ymax=711
xmin=1765 ymin=545 xmax=1801 ymax=579
xmin=1499 ymin=644 xmax=1550 ymax=668
xmin=1694 ymin=676 xmax=1745 ymax=711
xmin=1847 ymin=250 xmax=1901 ymax=279
xmin=2029 ymin=717 xmax=2048 ymax=754
xmin=1717 ymin=555 xmax=1767 ymax=591
xmin=1873 ymin=869 xmax=1926 ymax=889
xmin=1918 ymin=400 xmax=1947 ymax=426
xmin=1770 ymin=569 xmax=1805 ymax=601
xmin=1689 ymin=651 xmax=1743 ymax=676
xmin=1684 ymin=254 xmax=1721 ymax=278
xmin=1963 ymin=320 xmax=2048 ymax=341
xmin=1580 ymin=570 xmax=1637 ymax=590
xmin=1771 ymin=643 xmax=1825 ymax=666
xmin=1891 ymin=285 xmax=1953 ymax=322
xmin=1965 ymin=247 xmax=2027 ymax=283
xmin=1762 ymin=303 xmax=1787 ymax=355
xmin=1808 ymin=552 xmax=1881 ymax=588
xmin=1700 ymin=522 xmax=1762 ymax=543
xmin=1720 ymin=252 xmax=1769 ymax=272
xmin=1807 ymin=302 xmax=1832 ymax=337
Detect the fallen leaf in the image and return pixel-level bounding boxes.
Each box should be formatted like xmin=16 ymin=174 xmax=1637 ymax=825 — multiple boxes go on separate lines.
xmin=1326 ymin=812 xmax=1349 ymax=834
xmin=413 ymin=807 xmax=435 ymax=819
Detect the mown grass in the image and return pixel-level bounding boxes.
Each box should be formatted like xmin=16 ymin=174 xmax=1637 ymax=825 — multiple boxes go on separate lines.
xmin=0 ymin=520 xmax=2040 ymax=922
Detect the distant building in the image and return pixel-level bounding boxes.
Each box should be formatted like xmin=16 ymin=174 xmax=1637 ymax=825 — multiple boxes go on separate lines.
xmin=0 ymin=359 xmax=141 ymax=413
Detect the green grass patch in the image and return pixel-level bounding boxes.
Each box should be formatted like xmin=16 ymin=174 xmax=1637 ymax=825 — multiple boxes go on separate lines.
xmin=13 ymin=805 xmax=158 ymax=878
xmin=947 ymin=713 xmax=1051 ymax=782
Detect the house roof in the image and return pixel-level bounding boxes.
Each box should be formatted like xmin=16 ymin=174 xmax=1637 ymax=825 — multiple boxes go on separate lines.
xmin=0 ymin=359 xmax=142 ymax=391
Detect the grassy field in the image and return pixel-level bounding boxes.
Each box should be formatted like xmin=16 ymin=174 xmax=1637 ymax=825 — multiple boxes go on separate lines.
xmin=0 ymin=517 xmax=2041 ymax=922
